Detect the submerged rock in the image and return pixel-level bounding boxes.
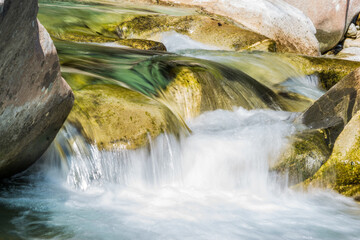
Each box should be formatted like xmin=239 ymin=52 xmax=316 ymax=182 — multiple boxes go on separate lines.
xmin=307 ymin=111 xmax=360 ymax=199
xmin=49 ymin=31 xmax=167 ymax=51
xmin=272 ymin=129 xmax=331 ymax=185
xmin=274 ymin=53 xmax=360 ymax=90
xmin=67 ymin=83 xmax=183 ymax=150
xmin=109 ymin=14 xmax=270 ymax=51
xmin=302 ymin=68 xmax=360 ymax=149
xmin=161 ymin=63 xmax=312 ymax=119
xmin=0 ymin=0 xmax=74 ymax=178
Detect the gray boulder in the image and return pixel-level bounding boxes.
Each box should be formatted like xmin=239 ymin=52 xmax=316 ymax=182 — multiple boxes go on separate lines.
xmin=0 ymin=0 xmax=74 ymax=178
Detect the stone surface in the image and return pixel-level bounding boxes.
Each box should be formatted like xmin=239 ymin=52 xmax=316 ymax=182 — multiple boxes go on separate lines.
xmin=307 ymin=111 xmax=360 ymax=199
xmin=0 ymin=0 xmax=74 ymax=178
xmin=113 ymin=14 xmax=269 ymax=52
xmin=284 ymin=0 xmax=359 ymax=52
xmin=272 ymin=129 xmax=331 ymax=185
xmin=67 ymin=84 xmax=182 ymax=150
xmin=344 ymin=38 xmax=360 ymax=48
xmin=159 ymin=0 xmax=360 ymax=54
xmin=337 ymin=47 xmax=360 ymax=62
xmin=302 ymin=67 xmax=360 ymax=149
xmin=346 ymin=23 xmax=358 ymax=39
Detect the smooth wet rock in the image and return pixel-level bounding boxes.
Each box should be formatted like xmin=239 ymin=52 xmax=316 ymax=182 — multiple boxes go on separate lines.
xmin=302 ymin=68 xmax=360 ymax=149
xmin=67 ymin=83 xmax=182 ymax=150
xmin=307 ymin=111 xmax=360 ymax=198
xmin=0 ymin=0 xmax=74 ymax=178
xmin=113 ymin=14 xmax=269 ymax=52
xmin=274 ymin=53 xmax=360 ymax=90
xmin=157 ymin=0 xmax=319 ymax=55
xmin=285 ymin=0 xmax=360 ymax=52
xmin=48 ymin=30 xmax=167 ymax=51
xmin=272 ymin=129 xmax=331 ymax=185
xmin=161 ymin=63 xmax=312 ymax=119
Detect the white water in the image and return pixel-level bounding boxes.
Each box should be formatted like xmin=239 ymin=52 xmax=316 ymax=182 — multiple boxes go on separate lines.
xmin=2 ymin=107 xmax=360 ymax=239
xmin=161 ymin=31 xmax=221 ymax=52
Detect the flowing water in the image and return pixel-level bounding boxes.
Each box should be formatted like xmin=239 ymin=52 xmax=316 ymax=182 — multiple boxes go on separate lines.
xmin=1 ymin=1 xmax=360 ymax=239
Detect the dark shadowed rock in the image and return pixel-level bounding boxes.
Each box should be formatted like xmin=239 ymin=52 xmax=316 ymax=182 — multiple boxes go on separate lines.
xmin=0 ymin=0 xmax=74 ymax=178
xmin=302 ymin=68 xmax=360 ymax=149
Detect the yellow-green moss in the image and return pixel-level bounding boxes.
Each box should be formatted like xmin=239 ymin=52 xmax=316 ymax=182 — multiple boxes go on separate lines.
xmin=272 ymin=129 xmax=331 ymax=185
xmin=67 ymin=84 xmax=183 ymax=150
xmin=276 ymin=54 xmax=360 ymax=90
xmin=162 ymin=67 xmax=202 ymax=119
xmin=114 ymin=14 xmax=269 ymax=51
xmin=307 ymin=111 xmax=360 ymax=198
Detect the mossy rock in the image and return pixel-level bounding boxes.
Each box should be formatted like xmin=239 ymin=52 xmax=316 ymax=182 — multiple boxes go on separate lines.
xmin=275 ymin=53 xmax=360 ymax=90
xmin=160 ymin=64 xmax=313 ymax=120
xmin=67 ymin=84 xmax=183 ymax=150
xmin=306 ymin=111 xmax=360 ymax=200
xmin=302 ymin=68 xmax=360 ymax=149
xmin=48 ymin=30 xmax=167 ymax=51
xmin=272 ymin=129 xmax=331 ymax=185
xmin=112 ymin=14 xmax=270 ymax=51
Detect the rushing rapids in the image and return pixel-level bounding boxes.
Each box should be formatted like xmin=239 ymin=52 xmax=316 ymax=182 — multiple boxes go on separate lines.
xmin=1 ymin=1 xmax=360 ymax=239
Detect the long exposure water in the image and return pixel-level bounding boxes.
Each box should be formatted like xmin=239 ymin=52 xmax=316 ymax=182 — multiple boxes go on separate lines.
xmin=1 ymin=0 xmax=360 ymax=239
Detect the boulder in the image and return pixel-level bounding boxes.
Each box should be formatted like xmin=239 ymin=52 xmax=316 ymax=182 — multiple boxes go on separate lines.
xmin=161 ymin=63 xmax=313 ymax=119
xmin=159 ymin=0 xmax=319 ymax=55
xmin=284 ymin=0 xmax=360 ymax=52
xmin=0 ymin=0 xmax=74 ymax=178
xmin=302 ymin=67 xmax=360 ymax=149
xmin=307 ymin=111 xmax=360 ymax=199
xmin=113 ymin=14 xmax=269 ymax=52
xmin=161 ymin=0 xmax=360 ymax=54
xmin=67 ymin=83 xmax=183 ymax=150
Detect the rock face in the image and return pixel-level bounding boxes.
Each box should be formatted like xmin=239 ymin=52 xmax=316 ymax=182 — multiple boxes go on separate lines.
xmin=307 ymin=111 xmax=360 ymax=199
xmin=0 ymin=0 xmax=74 ymax=178
xmin=272 ymin=130 xmax=331 ymax=185
xmin=67 ymin=83 xmax=182 ymax=150
xmin=161 ymin=0 xmax=319 ymax=55
xmin=302 ymin=68 xmax=360 ymax=149
xmin=161 ymin=0 xmax=360 ymax=54
xmin=284 ymin=0 xmax=360 ymax=52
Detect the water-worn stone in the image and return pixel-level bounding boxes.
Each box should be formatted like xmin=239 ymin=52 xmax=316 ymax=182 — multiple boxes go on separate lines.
xmin=346 ymin=23 xmax=358 ymax=39
xmin=112 ymin=14 xmax=269 ymax=51
xmin=344 ymin=38 xmax=360 ymax=48
xmin=284 ymin=0 xmax=360 ymax=52
xmin=307 ymin=111 xmax=360 ymax=199
xmin=337 ymin=47 xmax=360 ymax=62
xmin=155 ymin=0 xmax=319 ymax=55
xmin=273 ymin=53 xmax=360 ymax=90
xmin=161 ymin=63 xmax=313 ymax=119
xmin=67 ymin=84 xmax=182 ymax=150
xmin=272 ymin=129 xmax=331 ymax=185
xmin=0 ymin=0 xmax=74 ymax=178
xmin=157 ymin=0 xmax=360 ymax=54
xmin=302 ymin=68 xmax=360 ymax=149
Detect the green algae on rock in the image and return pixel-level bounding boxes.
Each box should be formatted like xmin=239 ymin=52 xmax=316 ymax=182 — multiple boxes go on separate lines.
xmin=272 ymin=129 xmax=331 ymax=185
xmin=113 ymin=14 xmax=269 ymax=51
xmin=160 ymin=62 xmax=313 ymax=120
xmin=67 ymin=83 xmax=183 ymax=150
xmin=306 ymin=111 xmax=360 ymax=199
xmin=272 ymin=53 xmax=360 ymax=90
